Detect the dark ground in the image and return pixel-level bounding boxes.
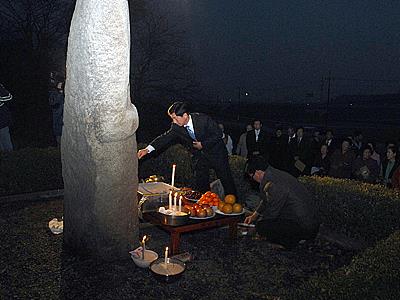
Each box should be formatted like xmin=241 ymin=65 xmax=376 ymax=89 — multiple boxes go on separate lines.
xmin=0 ymin=198 xmax=356 ymax=300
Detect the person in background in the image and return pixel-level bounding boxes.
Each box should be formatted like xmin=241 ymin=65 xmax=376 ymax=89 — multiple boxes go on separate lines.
xmin=236 ymin=123 xmax=252 ymax=157
xmin=352 ymin=145 xmax=379 ymax=183
xmin=48 ymin=80 xmax=65 ymax=146
xmin=0 ymin=83 xmax=13 ymax=152
xmin=311 ymin=144 xmax=330 ymax=176
xmin=269 ymin=127 xmax=288 ymax=171
xmin=310 ymin=128 xmax=323 ymax=158
xmin=323 ymin=129 xmax=336 ymax=154
xmin=367 ymin=141 xmax=381 ymax=167
xmin=137 ymin=102 xmax=237 ymax=196
xmin=351 ymin=130 xmax=364 ymax=156
xmin=328 ymin=138 xmax=356 ymax=179
xmin=218 ymin=123 xmax=233 ymax=155
xmin=391 ymin=164 xmax=400 ymax=190
xmin=246 ymin=119 xmax=269 ymax=159
xmin=287 ymin=126 xmax=296 ymax=145
xmin=244 ymin=156 xmax=320 ymax=250
xmin=380 ymin=145 xmax=399 ymax=188
xmin=288 ymin=126 xmax=311 ymax=177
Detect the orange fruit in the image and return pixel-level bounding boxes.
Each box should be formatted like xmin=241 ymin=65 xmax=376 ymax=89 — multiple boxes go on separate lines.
xmin=232 ymin=203 xmax=242 ymax=213
xmin=221 ymin=204 xmax=233 ymax=214
xmin=224 ymin=194 xmax=236 ymax=204
xmin=218 ymin=201 xmax=225 ymax=211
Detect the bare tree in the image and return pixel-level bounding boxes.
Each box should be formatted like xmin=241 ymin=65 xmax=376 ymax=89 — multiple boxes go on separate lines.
xmin=0 ymin=0 xmax=73 ymax=82
xmin=129 ymin=1 xmax=199 ymax=103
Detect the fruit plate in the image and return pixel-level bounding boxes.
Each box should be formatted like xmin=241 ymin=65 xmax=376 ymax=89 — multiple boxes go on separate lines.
xmin=186 ymin=198 xmax=199 ymax=202
xmin=215 ymin=209 xmax=245 ymax=216
xmin=189 ymin=212 xmax=215 ymax=220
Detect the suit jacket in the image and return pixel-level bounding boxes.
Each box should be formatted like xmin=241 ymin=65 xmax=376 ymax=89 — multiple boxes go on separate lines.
xmin=255 ymin=166 xmax=319 ymax=231
xmin=289 ymin=137 xmax=311 ymax=164
xmin=246 ymin=129 xmax=269 ymax=158
xmin=149 ymin=112 xmax=226 ymax=158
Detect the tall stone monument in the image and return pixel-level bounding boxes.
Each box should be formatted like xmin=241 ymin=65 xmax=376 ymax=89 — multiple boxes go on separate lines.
xmin=62 ymin=0 xmax=139 ymax=260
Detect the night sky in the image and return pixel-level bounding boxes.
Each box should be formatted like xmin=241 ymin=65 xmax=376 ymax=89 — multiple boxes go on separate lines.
xmin=161 ymin=1 xmax=400 ymax=101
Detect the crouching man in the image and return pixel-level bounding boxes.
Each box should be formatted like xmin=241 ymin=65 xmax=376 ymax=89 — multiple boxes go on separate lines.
xmin=244 ymin=156 xmax=320 ymax=249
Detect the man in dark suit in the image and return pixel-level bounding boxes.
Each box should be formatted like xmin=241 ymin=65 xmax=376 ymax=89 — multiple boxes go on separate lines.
xmin=244 ymin=156 xmax=320 ymax=249
xmin=137 ymin=102 xmax=237 ymax=196
xmin=246 ymin=119 xmax=269 ymax=160
xmin=288 ymin=127 xmax=312 ymax=177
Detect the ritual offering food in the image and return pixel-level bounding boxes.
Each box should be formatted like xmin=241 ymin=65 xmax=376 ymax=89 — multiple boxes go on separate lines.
xmin=197 ymin=191 xmax=221 ymax=207
xmin=180 ymin=189 xmax=203 ymax=201
xmin=184 ymin=202 xmax=215 ymax=218
xmin=216 ymin=194 xmax=243 ymax=215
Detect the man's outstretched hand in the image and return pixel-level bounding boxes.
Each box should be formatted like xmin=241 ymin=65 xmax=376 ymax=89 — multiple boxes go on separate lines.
xmin=137 ymin=148 xmax=149 ymax=159
xmin=244 ymin=212 xmax=258 ymax=224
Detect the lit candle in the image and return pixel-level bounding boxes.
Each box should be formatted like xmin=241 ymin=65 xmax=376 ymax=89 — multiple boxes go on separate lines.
xmin=141 ymin=235 xmax=147 ymax=260
xmin=174 ymin=193 xmax=177 ymax=211
xmin=179 ymin=196 xmax=182 ymax=212
xmin=169 ymin=190 xmax=172 ymax=210
xmin=171 ymin=164 xmax=176 ymax=188
xmin=164 ymin=246 xmax=169 ymax=264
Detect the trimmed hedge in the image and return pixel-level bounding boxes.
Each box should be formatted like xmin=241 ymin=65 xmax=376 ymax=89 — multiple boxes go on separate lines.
xmin=291 ymin=230 xmax=400 ymax=299
xmin=0 ymin=147 xmax=63 ymax=196
xmin=299 ymin=176 xmax=400 ymax=245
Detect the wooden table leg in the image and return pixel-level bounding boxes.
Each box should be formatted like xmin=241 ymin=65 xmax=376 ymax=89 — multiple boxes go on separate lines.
xmin=171 ymin=232 xmax=181 ymax=255
xmin=229 ymin=221 xmax=238 ymax=239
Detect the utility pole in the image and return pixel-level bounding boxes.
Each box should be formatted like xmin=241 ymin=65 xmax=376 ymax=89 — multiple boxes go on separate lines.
xmin=237 ymin=87 xmax=241 ymax=120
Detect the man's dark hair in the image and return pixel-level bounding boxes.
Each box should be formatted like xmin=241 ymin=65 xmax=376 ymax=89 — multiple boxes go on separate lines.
xmin=253 ymin=119 xmax=262 ymax=125
xmin=387 ymin=145 xmax=397 ymax=155
xmin=325 ymin=129 xmax=333 ymax=135
xmin=342 ymin=137 xmax=353 ymax=145
xmin=362 ymin=145 xmax=372 ymax=153
xmin=168 ymin=102 xmax=190 ymax=116
xmin=245 ymin=156 xmax=269 ymax=176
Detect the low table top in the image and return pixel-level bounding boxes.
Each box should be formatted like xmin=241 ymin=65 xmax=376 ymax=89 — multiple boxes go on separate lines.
xmin=143 ymin=211 xmax=242 ymax=233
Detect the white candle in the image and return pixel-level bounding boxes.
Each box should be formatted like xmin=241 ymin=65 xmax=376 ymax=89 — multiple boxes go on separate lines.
xmin=168 ymin=190 xmax=172 ymax=210
xmin=171 ymin=164 xmax=176 ymax=188
xmin=141 ymin=235 xmax=147 ymax=259
xmin=164 ymin=246 xmax=169 ymax=264
xmin=179 ymin=196 xmax=182 ymax=212
xmin=174 ymin=193 xmax=177 ymax=211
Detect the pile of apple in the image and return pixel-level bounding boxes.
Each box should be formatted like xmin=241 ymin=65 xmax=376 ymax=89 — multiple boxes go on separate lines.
xmin=183 ymin=203 xmax=214 ymax=218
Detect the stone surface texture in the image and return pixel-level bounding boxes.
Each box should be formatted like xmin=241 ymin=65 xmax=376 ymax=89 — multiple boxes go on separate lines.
xmin=62 ymin=0 xmax=139 ymax=260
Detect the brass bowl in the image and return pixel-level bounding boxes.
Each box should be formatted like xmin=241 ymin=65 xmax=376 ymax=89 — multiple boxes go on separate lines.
xmin=150 ymin=258 xmax=186 ymax=283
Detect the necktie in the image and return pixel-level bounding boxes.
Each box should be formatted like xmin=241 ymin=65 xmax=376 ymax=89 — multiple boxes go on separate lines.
xmin=185 ymin=126 xmax=196 ymax=140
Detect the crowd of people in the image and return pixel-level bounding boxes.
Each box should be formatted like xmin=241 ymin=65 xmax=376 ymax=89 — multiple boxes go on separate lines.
xmin=222 ymin=119 xmax=400 ymax=189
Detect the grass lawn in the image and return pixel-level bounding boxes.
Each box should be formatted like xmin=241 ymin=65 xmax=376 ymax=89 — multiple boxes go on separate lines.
xmin=0 ymin=198 xmax=356 ymax=299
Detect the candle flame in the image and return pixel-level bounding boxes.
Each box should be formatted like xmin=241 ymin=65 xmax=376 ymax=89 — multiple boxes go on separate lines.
xmin=142 ymin=235 xmax=147 ymax=243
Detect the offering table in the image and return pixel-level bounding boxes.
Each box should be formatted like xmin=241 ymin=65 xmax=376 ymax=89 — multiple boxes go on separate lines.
xmin=143 ymin=211 xmax=241 ymax=255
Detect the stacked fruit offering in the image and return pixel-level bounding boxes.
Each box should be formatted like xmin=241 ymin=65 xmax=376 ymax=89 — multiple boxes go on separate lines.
xmin=197 ymin=191 xmax=221 ymax=207
xmin=183 ymin=203 xmax=214 ymax=218
xmin=218 ymin=194 xmax=243 ymax=214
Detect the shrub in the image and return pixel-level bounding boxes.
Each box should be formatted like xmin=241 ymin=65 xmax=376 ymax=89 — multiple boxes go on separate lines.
xmin=0 ymin=147 xmax=63 ymax=196
xmin=299 ymin=176 xmax=400 ymax=245
xmin=291 ymin=230 xmax=400 ymax=299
